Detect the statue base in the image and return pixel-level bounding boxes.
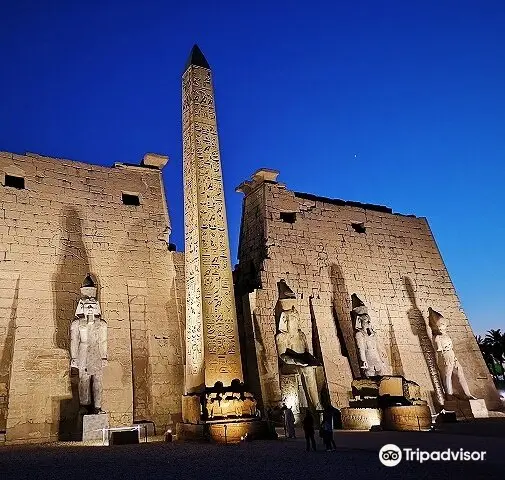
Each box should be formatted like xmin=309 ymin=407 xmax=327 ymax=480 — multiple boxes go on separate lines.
xmin=444 ymin=398 xmax=488 ymax=419
xmin=343 ymin=376 xmax=432 ymax=431
xmin=177 ymin=418 xmax=275 ymax=444
xmin=341 ymin=407 xmax=382 ymax=430
xmin=82 ymin=413 xmax=109 ymax=442
xmin=383 ymin=405 xmax=432 ymax=431
xmin=178 ymin=386 xmax=275 ymax=443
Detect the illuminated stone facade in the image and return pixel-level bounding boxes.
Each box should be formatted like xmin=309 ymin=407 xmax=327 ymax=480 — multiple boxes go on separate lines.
xmin=235 ymin=169 xmax=502 ymax=414
xmin=1 ymin=46 xmax=502 ymax=446
xmin=0 ymin=152 xmax=186 ymax=444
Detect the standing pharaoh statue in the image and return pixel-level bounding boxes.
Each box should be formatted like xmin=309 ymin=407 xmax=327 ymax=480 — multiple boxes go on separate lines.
xmin=70 ymin=274 xmax=108 ymax=414
xmin=429 ymin=308 xmax=476 ymax=400
xmin=351 ymin=295 xmax=386 ymax=377
xmin=275 ymin=280 xmax=323 ymax=411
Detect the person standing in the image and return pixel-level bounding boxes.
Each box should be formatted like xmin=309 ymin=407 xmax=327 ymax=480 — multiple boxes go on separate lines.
xmin=321 ymin=409 xmax=336 ymax=451
xmin=302 ymin=410 xmax=316 ymax=451
xmin=283 ymin=404 xmax=296 ymax=438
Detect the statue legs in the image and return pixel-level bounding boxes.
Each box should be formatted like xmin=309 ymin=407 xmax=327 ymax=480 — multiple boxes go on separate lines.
xmin=441 ymin=365 xmax=454 ymax=396
xmin=78 ymin=371 xmax=92 ymax=407
xmin=367 ymin=350 xmax=385 ymax=377
xmin=454 ymin=361 xmax=475 ymax=399
xmin=92 ymin=373 xmax=103 ymax=411
xmin=300 ymin=366 xmax=322 ymax=410
xmin=78 ymin=371 xmax=104 ymax=411
xmin=442 ymin=363 xmax=475 ymax=399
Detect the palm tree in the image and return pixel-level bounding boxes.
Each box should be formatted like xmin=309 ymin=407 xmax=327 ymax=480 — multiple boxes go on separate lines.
xmin=476 ymin=335 xmax=500 ymax=379
xmin=485 ymin=329 xmax=505 ymax=376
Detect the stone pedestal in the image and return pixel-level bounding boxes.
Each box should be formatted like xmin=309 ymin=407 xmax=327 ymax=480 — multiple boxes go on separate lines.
xmin=82 ymin=414 xmax=109 ymax=442
xmin=182 ymin=394 xmax=202 ymax=423
xmin=383 ymin=405 xmax=432 ymax=431
xmin=341 ymin=407 xmax=382 ymax=430
xmin=177 ymin=387 xmax=271 ymax=443
xmin=177 ymin=419 xmax=274 ymax=444
xmin=343 ymin=376 xmax=431 ymax=431
xmin=444 ymin=398 xmax=488 ymax=419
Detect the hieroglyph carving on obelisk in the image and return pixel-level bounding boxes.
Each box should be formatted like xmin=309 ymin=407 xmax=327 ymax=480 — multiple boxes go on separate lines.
xmin=182 ymin=45 xmax=243 ymax=393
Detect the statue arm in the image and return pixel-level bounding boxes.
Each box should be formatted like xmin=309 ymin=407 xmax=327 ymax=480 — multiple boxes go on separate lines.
xmin=99 ymin=320 xmax=108 ymax=361
xmin=280 ymin=352 xmax=309 ymax=367
xmin=70 ymin=319 xmax=79 ymax=368
xmin=299 ymin=330 xmax=310 ymax=351
xmin=355 ymin=332 xmax=368 ymax=366
xmin=434 ymin=336 xmax=442 ymax=352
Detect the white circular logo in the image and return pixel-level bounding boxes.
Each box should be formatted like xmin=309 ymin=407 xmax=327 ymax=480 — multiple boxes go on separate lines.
xmin=379 ymin=444 xmax=402 ymax=467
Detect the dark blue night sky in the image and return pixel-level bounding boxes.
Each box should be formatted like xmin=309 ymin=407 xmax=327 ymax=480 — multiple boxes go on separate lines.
xmin=1 ymin=1 xmax=504 ymax=334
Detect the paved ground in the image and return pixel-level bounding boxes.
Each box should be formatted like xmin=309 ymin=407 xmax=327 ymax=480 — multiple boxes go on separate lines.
xmin=1 ymin=420 xmax=504 ymax=480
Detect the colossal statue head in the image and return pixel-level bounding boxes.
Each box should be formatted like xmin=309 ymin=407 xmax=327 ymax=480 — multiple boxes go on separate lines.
xmin=428 ymin=307 xmax=447 ymax=334
xmin=351 ymin=294 xmax=375 ymax=333
xmin=276 ymin=279 xmax=297 ymax=312
xmin=80 ymin=273 xmax=97 ymax=299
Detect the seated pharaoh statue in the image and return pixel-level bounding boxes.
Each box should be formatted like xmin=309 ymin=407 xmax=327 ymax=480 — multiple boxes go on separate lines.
xmin=276 ymin=306 xmax=321 ymax=368
xmin=275 ymin=280 xmax=323 ymax=410
xmin=351 ymin=294 xmax=387 ymax=378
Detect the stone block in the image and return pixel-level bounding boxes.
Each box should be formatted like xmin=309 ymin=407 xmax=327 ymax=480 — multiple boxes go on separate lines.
xmin=82 ymin=414 xmax=109 ymax=442
xmin=252 ymin=169 xmax=279 ymax=184
xmin=351 ymin=378 xmax=380 ymax=398
xmin=280 ymin=373 xmax=301 ymax=412
xmin=176 ymin=422 xmax=207 ymax=442
xmin=444 ymin=398 xmax=489 ymax=419
xmin=142 ymin=153 xmax=169 ymax=169
xmin=403 ymin=380 xmax=422 ymax=400
xmin=378 ymin=376 xmax=423 ymax=402
xmin=379 ymin=377 xmax=403 ymax=397
xmin=182 ymin=394 xmax=201 ymax=423
xmin=341 ymin=407 xmax=382 ymax=430
xmin=383 ymin=405 xmax=432 ymax=431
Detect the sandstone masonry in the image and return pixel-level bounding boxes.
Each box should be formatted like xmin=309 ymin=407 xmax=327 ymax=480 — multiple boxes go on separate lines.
xmin=0 ymin=152 xmax=185 ymax=444
xmin=0 ymin=153 xmax=501 ymax=445
xmin=235 ymin=169 xmax=501 ymax=414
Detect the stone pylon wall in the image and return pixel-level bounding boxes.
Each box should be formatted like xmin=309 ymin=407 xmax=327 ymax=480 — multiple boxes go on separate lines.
xmin=0 ymin=152 xmax=185 ymax=444
xmin=236 ymin=172 xmax=501 ymax=413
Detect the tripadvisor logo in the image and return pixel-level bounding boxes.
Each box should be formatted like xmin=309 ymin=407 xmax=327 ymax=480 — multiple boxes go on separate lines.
xmin=379 ymin=444 xmax=487 ymax=466
xmin=379 ymin=444 xmax=402 ymax=467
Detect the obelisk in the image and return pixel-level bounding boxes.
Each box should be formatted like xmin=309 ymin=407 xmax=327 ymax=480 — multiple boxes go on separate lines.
xmin=182 ymin=45 xmax=243 ymax=393
xmin=178 ymin=45 xmax=273 ymax=443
